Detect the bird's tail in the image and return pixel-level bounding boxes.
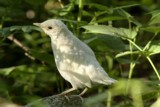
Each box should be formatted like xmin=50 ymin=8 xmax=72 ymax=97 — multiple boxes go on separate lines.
xmin=102 ymin=77 xmax=117 ymax=85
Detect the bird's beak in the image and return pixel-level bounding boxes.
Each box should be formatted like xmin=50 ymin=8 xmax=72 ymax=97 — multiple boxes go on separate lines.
xmin=33 ymin=23 xmax=41 ymax=27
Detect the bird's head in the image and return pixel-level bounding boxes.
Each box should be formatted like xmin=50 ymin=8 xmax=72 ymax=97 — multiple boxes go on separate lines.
xmin=33 ymin=19 xmax=67 ymax=37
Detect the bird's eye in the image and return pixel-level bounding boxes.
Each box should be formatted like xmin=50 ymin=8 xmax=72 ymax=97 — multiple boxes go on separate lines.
xmin=48 ymin=26 xmax=52 ymax=30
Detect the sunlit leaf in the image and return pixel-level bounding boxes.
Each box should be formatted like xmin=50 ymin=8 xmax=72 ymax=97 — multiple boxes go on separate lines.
xmin=141 ymin=26 xmax=160 ymax=34
xmin=151 ymin=97 xmax=160 ymax=107
xmin=0 ymin=66 xmax=15 ymax=75
xmin=110 ymin=79 xmax=150 ymax=96
xmin=147 ymin=40 xmax=160 ymax=55
xmin=148 ymin=10 xmax=160 ymax=25
xmin=82 ymin=25 xmax=137 ymax=39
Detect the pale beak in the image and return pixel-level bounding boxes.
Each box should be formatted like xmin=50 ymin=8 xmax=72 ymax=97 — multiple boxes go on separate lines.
xmin=33 ymin=23 xmax=41 ymax=27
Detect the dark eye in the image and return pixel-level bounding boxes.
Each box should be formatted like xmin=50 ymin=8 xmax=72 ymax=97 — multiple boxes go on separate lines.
xmin=48 ymin=26 xmax=52 ymax=30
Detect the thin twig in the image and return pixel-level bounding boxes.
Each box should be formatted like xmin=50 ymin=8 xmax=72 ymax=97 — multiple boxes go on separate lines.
xmin=7 ymin=35 xmax=35 ymax=60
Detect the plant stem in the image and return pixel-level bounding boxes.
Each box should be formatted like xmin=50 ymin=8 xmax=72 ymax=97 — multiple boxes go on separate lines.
xmin=146 ymin=56 xmax=160 ymax=80
xmin=143 ymin=34 xmax=157 ymax=51
xmin=129 ymin=41 xmax=134 ymax=79
xmin=77 ymin=0 xmax=83 ymax=22
xmin=107 ymin=91 xmax=111 ymax=107
xmin=128 ymin=20 xmax=137 ymax=79
xmin=77 ymin=0 xmax=83 ymax=38
xmin=128 ymin=39 xmax=142 ymax=51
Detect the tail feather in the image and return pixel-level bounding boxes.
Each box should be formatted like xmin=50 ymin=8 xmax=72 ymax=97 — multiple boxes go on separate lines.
xmin=102 ymin=77 xmax=117 ymax=85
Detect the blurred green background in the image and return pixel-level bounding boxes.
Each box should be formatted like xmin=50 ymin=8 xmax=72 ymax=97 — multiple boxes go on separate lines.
xmin=0 ymin=0 xmax=160 ymax=107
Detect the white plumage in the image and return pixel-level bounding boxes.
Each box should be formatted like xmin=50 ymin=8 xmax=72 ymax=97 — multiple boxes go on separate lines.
xmin=34 ymin=19 xmax=116 ymax=95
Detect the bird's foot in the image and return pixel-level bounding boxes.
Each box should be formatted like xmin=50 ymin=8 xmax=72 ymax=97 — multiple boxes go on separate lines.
xmin=57 ymin=93 xmax=70 ymax=101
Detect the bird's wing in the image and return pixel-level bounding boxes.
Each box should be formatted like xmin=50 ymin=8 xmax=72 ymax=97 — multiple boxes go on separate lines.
xmin=86 ymin=60 xmax=116 ymax=85
xmin=72 ymin=36 xmax=116 ymax=85
xmin=73 ymin=36 xmax=96 ymax=57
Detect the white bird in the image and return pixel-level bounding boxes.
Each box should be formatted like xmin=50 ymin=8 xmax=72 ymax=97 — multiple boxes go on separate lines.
xmin=33 ymin=19 xmax=116 ymax=96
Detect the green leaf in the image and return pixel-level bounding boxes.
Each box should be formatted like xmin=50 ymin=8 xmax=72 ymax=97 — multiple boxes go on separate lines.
xmin=97 ymin=16 xmax=126 ymax=22
xmin=116 ymin=8 xmax=132 ymax=18
xmin=141 ymin=26 xmax=160 ymax=34
xmin=114 ymin=4 xmax=140 ymax=10
xmin=148 ymin=10 xmax=160 ymax=25
xmin=0 ymin=26 xmax=41 ymax=37
xmin=98 ymin=35 xmax=126 ymax=51
xmin=114 ymin=8 xmax=142 ymax=26
xmin=151 ymin=97 xmax=160 ymax=107
xmin=0 ymin=66 xmax=16 ymax=76
xmin=0 ymin=27 xmax=11 ymax=37
xmin=83 ymin=36 xmax=98 ymax=44
xmin=82 ymin=25 xmax=137 ymax=39
xmin=147 ymin=40 xmax=160 ymax=55
xmin=10 ymin=25 xmax=41 ymax=33
xmin=88 ymin=3 xmax=112 ymax=12
xmin=116 ymin=58 xmax=140 ymax=64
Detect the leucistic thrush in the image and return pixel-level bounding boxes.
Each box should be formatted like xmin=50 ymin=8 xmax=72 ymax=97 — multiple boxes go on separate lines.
xmin=33 ymin=19 xmax=116 ymax=96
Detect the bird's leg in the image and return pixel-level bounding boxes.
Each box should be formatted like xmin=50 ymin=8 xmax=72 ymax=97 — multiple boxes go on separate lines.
xmin=79 ymin=88 xmax=88 ymax=96
xmin=76 ymin=88 xmax=88 ymax=102
xmin=58 ymin=87 xmax=76 ymax=96
xmin=58 ymin=88 xmax=76 ymax=101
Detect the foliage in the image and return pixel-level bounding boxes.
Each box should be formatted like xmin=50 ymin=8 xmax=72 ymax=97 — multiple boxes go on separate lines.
xmin=0 ymin=0 xmax=160 ymax=106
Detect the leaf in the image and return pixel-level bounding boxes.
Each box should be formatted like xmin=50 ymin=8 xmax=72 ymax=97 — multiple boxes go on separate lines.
xmin=97 ymin=16 xmax=126 ymax=22
xmin=98 ymin=35 xmax=126 ymax=51
xmin=0 ymin=26 xmax=41 ymax=37
xmin=141 ymin=26 xmax=160 ymax=34
xmin=0 ymin=66 xmax=16 ymax=76
xmin=10 ymin=25 xmax=41 ymax=32
xmin=116 ymin=58 xmax=140 ymax=64
xmin=83 ymin=36 xmax=98 ymax=44
xmin=148 ymin=10 xmax=160 ymax=25
xmin=116 ymin=8 xmax=132 ymax=18
xmin=88 ymin=3 xmax=112 ymax=12
xmin=82 ymin=25 xmax=137 ymax=39
xmin=114 ymin=8 xmax=142 ymax=26
xmin=0 ymin=27 xmax=11 ymax=37
xmin=147 ymin=40 xmax=160 ymax=55
xmin=151 ymin=97 xmax=160 ymax=107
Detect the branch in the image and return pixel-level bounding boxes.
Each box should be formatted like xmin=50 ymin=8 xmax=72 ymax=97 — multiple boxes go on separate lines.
xmin=7 ymin=35 xmax=35 ymax=60
xmin=23 ymin=95 xmax=105 ymax=107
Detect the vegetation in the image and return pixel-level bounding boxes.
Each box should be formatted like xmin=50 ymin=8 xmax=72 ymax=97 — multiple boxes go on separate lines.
xmin=0 ymin=0 xmax=160 ymax=106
